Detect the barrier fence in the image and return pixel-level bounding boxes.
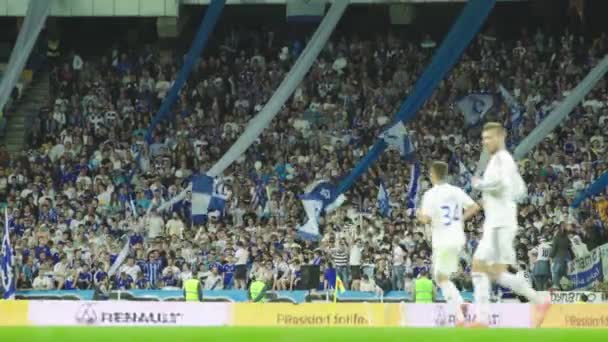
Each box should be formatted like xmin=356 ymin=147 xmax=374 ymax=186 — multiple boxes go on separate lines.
xmin=2 ymin=301 xmax=608 ymax=328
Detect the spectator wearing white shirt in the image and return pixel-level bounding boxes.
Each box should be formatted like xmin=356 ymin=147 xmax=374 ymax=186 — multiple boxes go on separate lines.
xmin=179 ymin=263 xmax=193 ymax=287
xmin=359 ymin=274 xmax=383 ymax=296
xmin=203 ymin=265 xmax=224 ymax=290
xmin=391 ymin=240 xmax=405 ymax=291
xmin=349 ymin=239 xmax=362 ymax=290
xmin=119 ymin=257 xmax=141 ymax=281
xmin=234 ymin=241 xmax=249 ymax=290
xmin=165 ymin=212 xmax=185 ymax=238
xmin=162 ymin=258 xmax=181 ymax=278
xmin=147 ymin=209 xmax=164 ymax=239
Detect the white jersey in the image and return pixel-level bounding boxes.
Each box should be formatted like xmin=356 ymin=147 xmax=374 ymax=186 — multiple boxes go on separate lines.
xmin=475 ymin=150 xmax=526 ymax=229
xmin=535 ymin=242 xmax=552 ymax=262
xmin=420 ymin=183 xmax=475 ymax=248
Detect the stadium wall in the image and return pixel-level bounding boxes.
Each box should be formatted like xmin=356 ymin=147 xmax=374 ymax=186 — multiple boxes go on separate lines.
xmin=2 ymin=301 xmax=608 ymax=328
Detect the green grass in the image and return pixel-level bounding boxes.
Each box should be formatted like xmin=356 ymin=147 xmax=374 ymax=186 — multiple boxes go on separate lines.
xmin=1 ymin=327 xmax=607 ymax=342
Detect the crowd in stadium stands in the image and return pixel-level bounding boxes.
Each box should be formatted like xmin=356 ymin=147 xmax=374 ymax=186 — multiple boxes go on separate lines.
xmin=1 ymin=26 xmax=607 ymax=297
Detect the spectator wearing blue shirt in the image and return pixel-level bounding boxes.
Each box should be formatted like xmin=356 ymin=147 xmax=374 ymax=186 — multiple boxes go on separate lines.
xmin=162 ymin=270 xmax=178 ymax=287
xmin=115 ymin=271 xmax=134 ymax=290
xmin=94 ymin=262 xmax=108 ymax=286
xmin=144 ymin=250 xmax=162 ymax=288
xmin=76 ymin=263 xmax=93 ymax=289
xmin=223 ymin=258 xmax=236 ymax=289
xmin=135 ymin=272 xmax=150 ymax=289
xmin=64 ymin=274 xmax=77 ymax=290
xmin=323 ymin=262 xmax=337 ymax=290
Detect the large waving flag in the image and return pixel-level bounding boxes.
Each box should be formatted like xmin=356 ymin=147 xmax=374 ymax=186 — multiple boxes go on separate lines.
xmin=571 ymin=171 xmax=608 ymax=209
xmin=1 ymin=208 xmax=15 ymax=299
xmin=108 ymin=236 xmax=130 ymax=277
xmin=297 ymin=181 xmax=346 ymax=240
xmin=456 ymin=93 xmax=496 ymax=127
xmin=192 ymin=174 xmax=228 ymax=224
xmin=377 ymin=180 xmax=391 ymax=217
xmin=406 ymin=161 xmax=421 ymax=218
xmin=380 ymin=121 xmax=415 ymax=160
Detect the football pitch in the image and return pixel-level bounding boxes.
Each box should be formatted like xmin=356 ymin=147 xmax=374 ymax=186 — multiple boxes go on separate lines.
xmin=1 ymin=327 xmax=605 ymax=342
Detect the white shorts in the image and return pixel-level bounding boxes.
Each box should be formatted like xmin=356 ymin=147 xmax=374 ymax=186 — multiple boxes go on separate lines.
xmin=432 ymin=244 xmax=463 ymax=279
xmin=473 ymin=226 xmax=517 ymax=265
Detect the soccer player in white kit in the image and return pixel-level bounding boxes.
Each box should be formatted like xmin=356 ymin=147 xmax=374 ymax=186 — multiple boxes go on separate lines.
xmin=417 ymin=161 xmax=481 ymax=324
xmin=469 ymin=122 xmax=550 ymax=327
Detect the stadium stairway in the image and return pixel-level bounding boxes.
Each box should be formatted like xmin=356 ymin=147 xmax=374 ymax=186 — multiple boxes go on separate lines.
xmin=2 ymin=70 xmax=49 ymax=154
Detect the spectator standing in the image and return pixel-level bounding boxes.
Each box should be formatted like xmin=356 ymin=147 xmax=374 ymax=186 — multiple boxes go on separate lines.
xmin=120 ymin=257 xmax=141 ymax=281
xmin=349 ymin=239 xmax=363 ymax=290
xmin=144 ymin=251 xmax=162 ymax=288
xmin=234 ymin=241 xmax=248 ymax=290
xmin=551 ymin=226 xmax=571 ymax=289
xmin=391 ymin=240 xmax=406 ymax=291
xmin=332 ymin=240 xmax=349 ymax=289
xmin=147 ymin=210 xmax=164 ymax=240
xmin=532 ymin=237 xmax=552 ymax=290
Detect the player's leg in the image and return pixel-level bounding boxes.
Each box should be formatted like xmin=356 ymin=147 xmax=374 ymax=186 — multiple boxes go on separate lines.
xmin=434 ymin=247 xmax=465 ymax=323
xmin=488 ymin=228 xmax=550 ymax=327
xmin=489 ymin=228 xmax=544 ymax=303
xmin=470 ymin=229 xmax=494 ymax=326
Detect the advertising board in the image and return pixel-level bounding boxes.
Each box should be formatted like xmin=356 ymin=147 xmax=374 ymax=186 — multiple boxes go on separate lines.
xmin=0 ymin=300 xmax=30 ymax=326
xmin=540 ymin=304 xmax=608 ymax=328
xmin=402 ymin=303 xmax=532 ymax=328
xmin=28 ymin=301 xmax=231 ymax=326
xmin=232 ymin=303 xmax=401 ymax=327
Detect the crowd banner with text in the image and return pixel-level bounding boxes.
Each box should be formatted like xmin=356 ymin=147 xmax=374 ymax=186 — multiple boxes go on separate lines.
xmin=231 ymin=303 xmax=401 ymax=327
xmin=402 ymin=303 xmax=532 ymax=328
xmin=0 ymin=300 xmax=30 ymax=326
xmin=28 ymin=301 xmax=231 ymax=327
xmin=540 ymin=304 xmax=608 ymax=328
xmin=567 ymin=245 xmax=604 ymax=289
xmin=601 ymin=243 xmax=608 ymax=282
xmin=539 ymin=291 xmax=605 ymax=304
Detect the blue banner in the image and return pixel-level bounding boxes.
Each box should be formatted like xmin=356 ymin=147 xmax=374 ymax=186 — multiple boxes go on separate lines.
xmin=144 ymin=0 xmax=225 ymax=143
xmin=567 ymin=247 xmax=604 ymax=289
xmin=571 ymin=171 xmax=608 ymax=208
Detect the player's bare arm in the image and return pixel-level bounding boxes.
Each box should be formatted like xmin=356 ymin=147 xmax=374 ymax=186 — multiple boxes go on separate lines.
xmin=462 ymin=202 xmax=481 ymax=221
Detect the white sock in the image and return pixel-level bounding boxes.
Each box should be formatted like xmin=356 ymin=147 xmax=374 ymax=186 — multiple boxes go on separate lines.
xmin=439 ymin=280 xmax=464 ymax=322
xmin=471 ymin=272 xmax=490 ymax=325
xmin=497 ymin=272 xmax=542 ymax=304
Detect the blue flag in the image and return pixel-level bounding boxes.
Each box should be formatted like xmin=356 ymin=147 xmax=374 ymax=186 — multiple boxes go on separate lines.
xmin=380 ymin=121 xmax=415 ymax=160
xmin=456 ymin=93 xmax=496 ymax=127
xmin=406 ymin=161 xmax=421 ymax=217
xmin=377 ymin=180 xmax=391 ymax=217
xmin=1 ymin=208 xmax=15 ymax=299
xmin=191 ymin=174 xmax=227 ymax=225
xmin=297 ymin=181 xmax=346 ymax=241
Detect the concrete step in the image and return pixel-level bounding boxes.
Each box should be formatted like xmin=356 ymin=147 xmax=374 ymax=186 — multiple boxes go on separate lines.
xmin=2 ymin=70 xmax=49 ymax=154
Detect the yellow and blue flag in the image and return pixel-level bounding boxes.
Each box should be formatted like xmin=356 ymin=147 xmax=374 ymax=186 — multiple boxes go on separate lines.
xmin=333 ymin=275 xmax=346 ymax=303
